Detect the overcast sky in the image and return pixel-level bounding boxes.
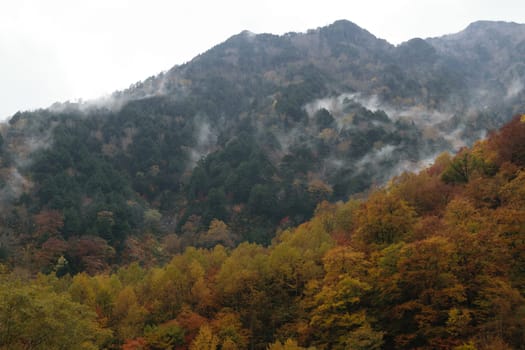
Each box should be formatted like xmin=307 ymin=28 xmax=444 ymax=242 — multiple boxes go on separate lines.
xmin=0 ymin=0 xmax=524 ymax=120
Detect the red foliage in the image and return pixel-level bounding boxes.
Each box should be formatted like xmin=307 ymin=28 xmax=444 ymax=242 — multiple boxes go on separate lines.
xmin=67 ymin=236 xmax=115 ymax=274
xmin=33 ymin=209 xmax=64 ymax=238
xmin=122 ymin=337 xmax=146 ymax=350
xmin=175 ymin=307 xmax=208 ymax=346
xmin=34 ymin=237 xmax=68 ymax=268
xmin=489 ymin=114 xmax=525 ymax=166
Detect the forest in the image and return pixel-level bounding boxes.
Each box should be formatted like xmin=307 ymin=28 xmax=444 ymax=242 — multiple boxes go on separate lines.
xmin=1 ymin=19 xmax=525 ymax=350
xmin=1 ymin=19 xmax=525 ymax=272
xmin=1 ymin=114 xmax=524 ymax=349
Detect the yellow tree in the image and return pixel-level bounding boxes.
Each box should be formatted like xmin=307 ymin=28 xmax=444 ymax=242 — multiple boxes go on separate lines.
xmin=354 ymin=190 xmax=416 ymax=250
xmin=301 ymin=246 xmax=383 ymax=350
xmin=0 ymin=278 xmax=111 ymax=349
xmin=190 ymin=325 xmax=219 ymax=350
xmin=112 ymin=286 xmax=148 ymax=342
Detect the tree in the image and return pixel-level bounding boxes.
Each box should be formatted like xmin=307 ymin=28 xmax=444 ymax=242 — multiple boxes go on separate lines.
xmin=211 ymin=309 xmax=249 ymax=350
xmin=190 ymin=325 xmax=219 ymax=350
xmin=66 ymin=235 xmax=115 ymax=274
xmin=199 ymin=219 xmax=235 ymax=248
xmin=489 ymin=114 xmax=525 ymax=167
xmin=354 ymin=190 xmax=416 ymax=249
xmin=215 ymin=243 xmax=271 ymax=347
xmin=377 ymin=237 xmax=466 ymax=349
xmin=112 ymin=286 xmax=147 ymax=342
xmin=441 ymin=150 xmax=480 ymax=184
xmin=267 ymin=338 xmax=310 ymax=350
xmin=143 ymin=321 xmax=185 ymax=350
xmin=144 ymin=209 xmax=162 ymax=232
xmin=33 ymin=209 xmax=64 ymax=239
xmin=300 ymin=246 xmax=382 ymax=350
xmin=391 ymin=170 xmax=453 ymax=215
xmin=0 ymin=278 xmax=111 ymax=349
xmin=34 ymin=237 xmax=68 ymax=273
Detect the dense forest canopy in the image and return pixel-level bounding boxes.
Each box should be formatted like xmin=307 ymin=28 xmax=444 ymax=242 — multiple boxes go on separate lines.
xmin=0 ymin=19 xmax=525 ymax=349
xmin=1 ymin=20 xmax=524 ymax=268
xmin=1 ymin=114 xmax=525 ymax=349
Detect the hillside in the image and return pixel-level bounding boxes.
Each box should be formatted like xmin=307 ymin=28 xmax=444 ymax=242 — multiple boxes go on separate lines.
xmin=1 ymin=114 xmax=524 ymax=349
xmin=0 ymin=20 xmax=524 ymax=273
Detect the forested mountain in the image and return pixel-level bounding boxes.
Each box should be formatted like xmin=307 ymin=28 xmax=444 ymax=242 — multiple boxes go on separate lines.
xmin=0 ymin=20 xmax=524 ymax=273
xmin=1 ymin=113 xmax=524 ymax=349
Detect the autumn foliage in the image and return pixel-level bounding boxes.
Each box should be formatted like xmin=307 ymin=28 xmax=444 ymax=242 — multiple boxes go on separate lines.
xmin=1 ymin=115 xmax=525 ymax=349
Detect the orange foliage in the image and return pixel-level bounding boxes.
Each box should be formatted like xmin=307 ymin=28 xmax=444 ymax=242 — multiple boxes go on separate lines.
xmin=488 ymin=114 xmax=525 ymax=166
xmin=392 ymin=170 xmax=453 ymax=215
xmin=122 ymin=338 xmax=146 ymax=350
xmin=7 ymin=114 xmax=525 ymax=350
xmin=175 ymin=306 xmax=208 ymax=345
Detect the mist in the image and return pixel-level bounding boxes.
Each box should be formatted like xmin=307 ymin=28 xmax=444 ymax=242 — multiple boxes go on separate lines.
xmin=0 ymin=168 xmax=32 ymax=207
xmin=187 ymin=119 xmax=218 ymax=169
xmin=506 ymin=78 xmax=524 ymax=100
xmin=302 ymin=90 xmax=497 ymax=186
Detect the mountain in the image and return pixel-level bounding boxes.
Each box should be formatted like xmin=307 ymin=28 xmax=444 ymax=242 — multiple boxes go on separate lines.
xmin=0 ymin=20 xmax=524 ymax=273
xmin=2 ymin=113 xmax=524 ymax=349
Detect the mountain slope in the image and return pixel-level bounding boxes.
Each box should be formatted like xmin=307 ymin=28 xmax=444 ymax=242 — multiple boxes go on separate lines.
xmin=1 ymin=113 xmax=524 ymax=349
xmin=0 ymin=20 xmax=524 ymax=272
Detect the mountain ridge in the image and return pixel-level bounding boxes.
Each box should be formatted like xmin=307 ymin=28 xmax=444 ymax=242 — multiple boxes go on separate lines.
xmin=0 ymin=19 xmax=524 ymax=271
xmin=116 ymin=19 xmax=524 ymax=116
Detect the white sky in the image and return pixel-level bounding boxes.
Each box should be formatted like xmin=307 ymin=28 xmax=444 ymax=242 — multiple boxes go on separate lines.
xmin=0 ymin=0 xmax=524 ymax=120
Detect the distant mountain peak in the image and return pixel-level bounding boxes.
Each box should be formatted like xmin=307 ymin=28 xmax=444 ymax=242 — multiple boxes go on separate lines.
xmin=465 ymin=20 xmax=522 ymax=31
xmin=432 ymin=20 xmax=525 ymax=42
xmin=328 ymin=19 xmax=364 ymax=31
xmin=321 ymin=19 xmax=380 ymax=42
xmin=236 ymin=29 xmax=257 ymax=40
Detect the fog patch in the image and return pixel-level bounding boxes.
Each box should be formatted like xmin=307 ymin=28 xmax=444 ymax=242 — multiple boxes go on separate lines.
xmin=303 ymin=92 xmax=474 ymax=187
xmin=305 ymin=92 xmax=455 ymax=130
xmin=506 ymin=79 xmax=524 ymax=100
xmin=391 ymin=154 xmax=439 ymax=178
xmin=326 ymin=157 xmax=344 ymax=170
xmin=304 ymin=93 xmax=356 ymax=118
xmin=48 ymin=70 xmax=191 ymax=115
xmin=442 ymin=125 xmax=466 ymax=151
xmin=0 ymin=168 xmax=32 ymax=205
xmin=274 ymin=126 xmax=306 ymax=154
xmin=356 ymin=144 xmax=398 ymax=168
xmin=121 ymin=70 xmax=190 ymax=101
xmin=187 ymin=119 xmax=218 ymax=169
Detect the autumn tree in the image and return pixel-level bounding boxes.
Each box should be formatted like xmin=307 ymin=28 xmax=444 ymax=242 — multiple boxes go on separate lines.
xmin=489 ymin=114 xmax=525 ymax=167
xmin=66 ymin=235 xmax=115 ymax=274
xmin=267 ymin=338 xmax=311 ymax=350
xmin=391 ymin=170 xmax=453 ymax=215
xmin=354 ymin=190 xmax=416 ymax=249
xmin=190 ymin=325 xmax=219 ymax=350
xmin=301 ymin=246 xmax=383 ymax=350
xmin=143 ymin=321 xmax=185 ymax=350
xmin=199 ymin=219 xmax=235 ymax=248
xmin=0 ymin=277 xmax=111 ymax=349
xmin=211 ymin=309 xmax=249 ymax=350
xmin=33 ymin=209 xmax=64 ymax=239
xmin=112 ymin=286 xmax=148 ymax=342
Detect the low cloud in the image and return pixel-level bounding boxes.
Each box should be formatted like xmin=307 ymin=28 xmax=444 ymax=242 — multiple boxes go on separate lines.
xmin=506 ymin=79 xmax=524 ymax=100
xmin=356 ymin=144 xmax=398 ymax=168
xmin=0 ymin=168 xmax=32 ymax=206
xmin=187 ymin=119 xmax=218 ymax=169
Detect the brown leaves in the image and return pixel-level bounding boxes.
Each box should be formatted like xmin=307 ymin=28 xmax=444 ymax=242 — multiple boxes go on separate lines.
xmin=67 ymin=235 xmax=115 ymax=274
xmin=33 ymin=209 xmax=64 ymax=238
xmin=489 ymin=114 xmax=525 ymax=167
